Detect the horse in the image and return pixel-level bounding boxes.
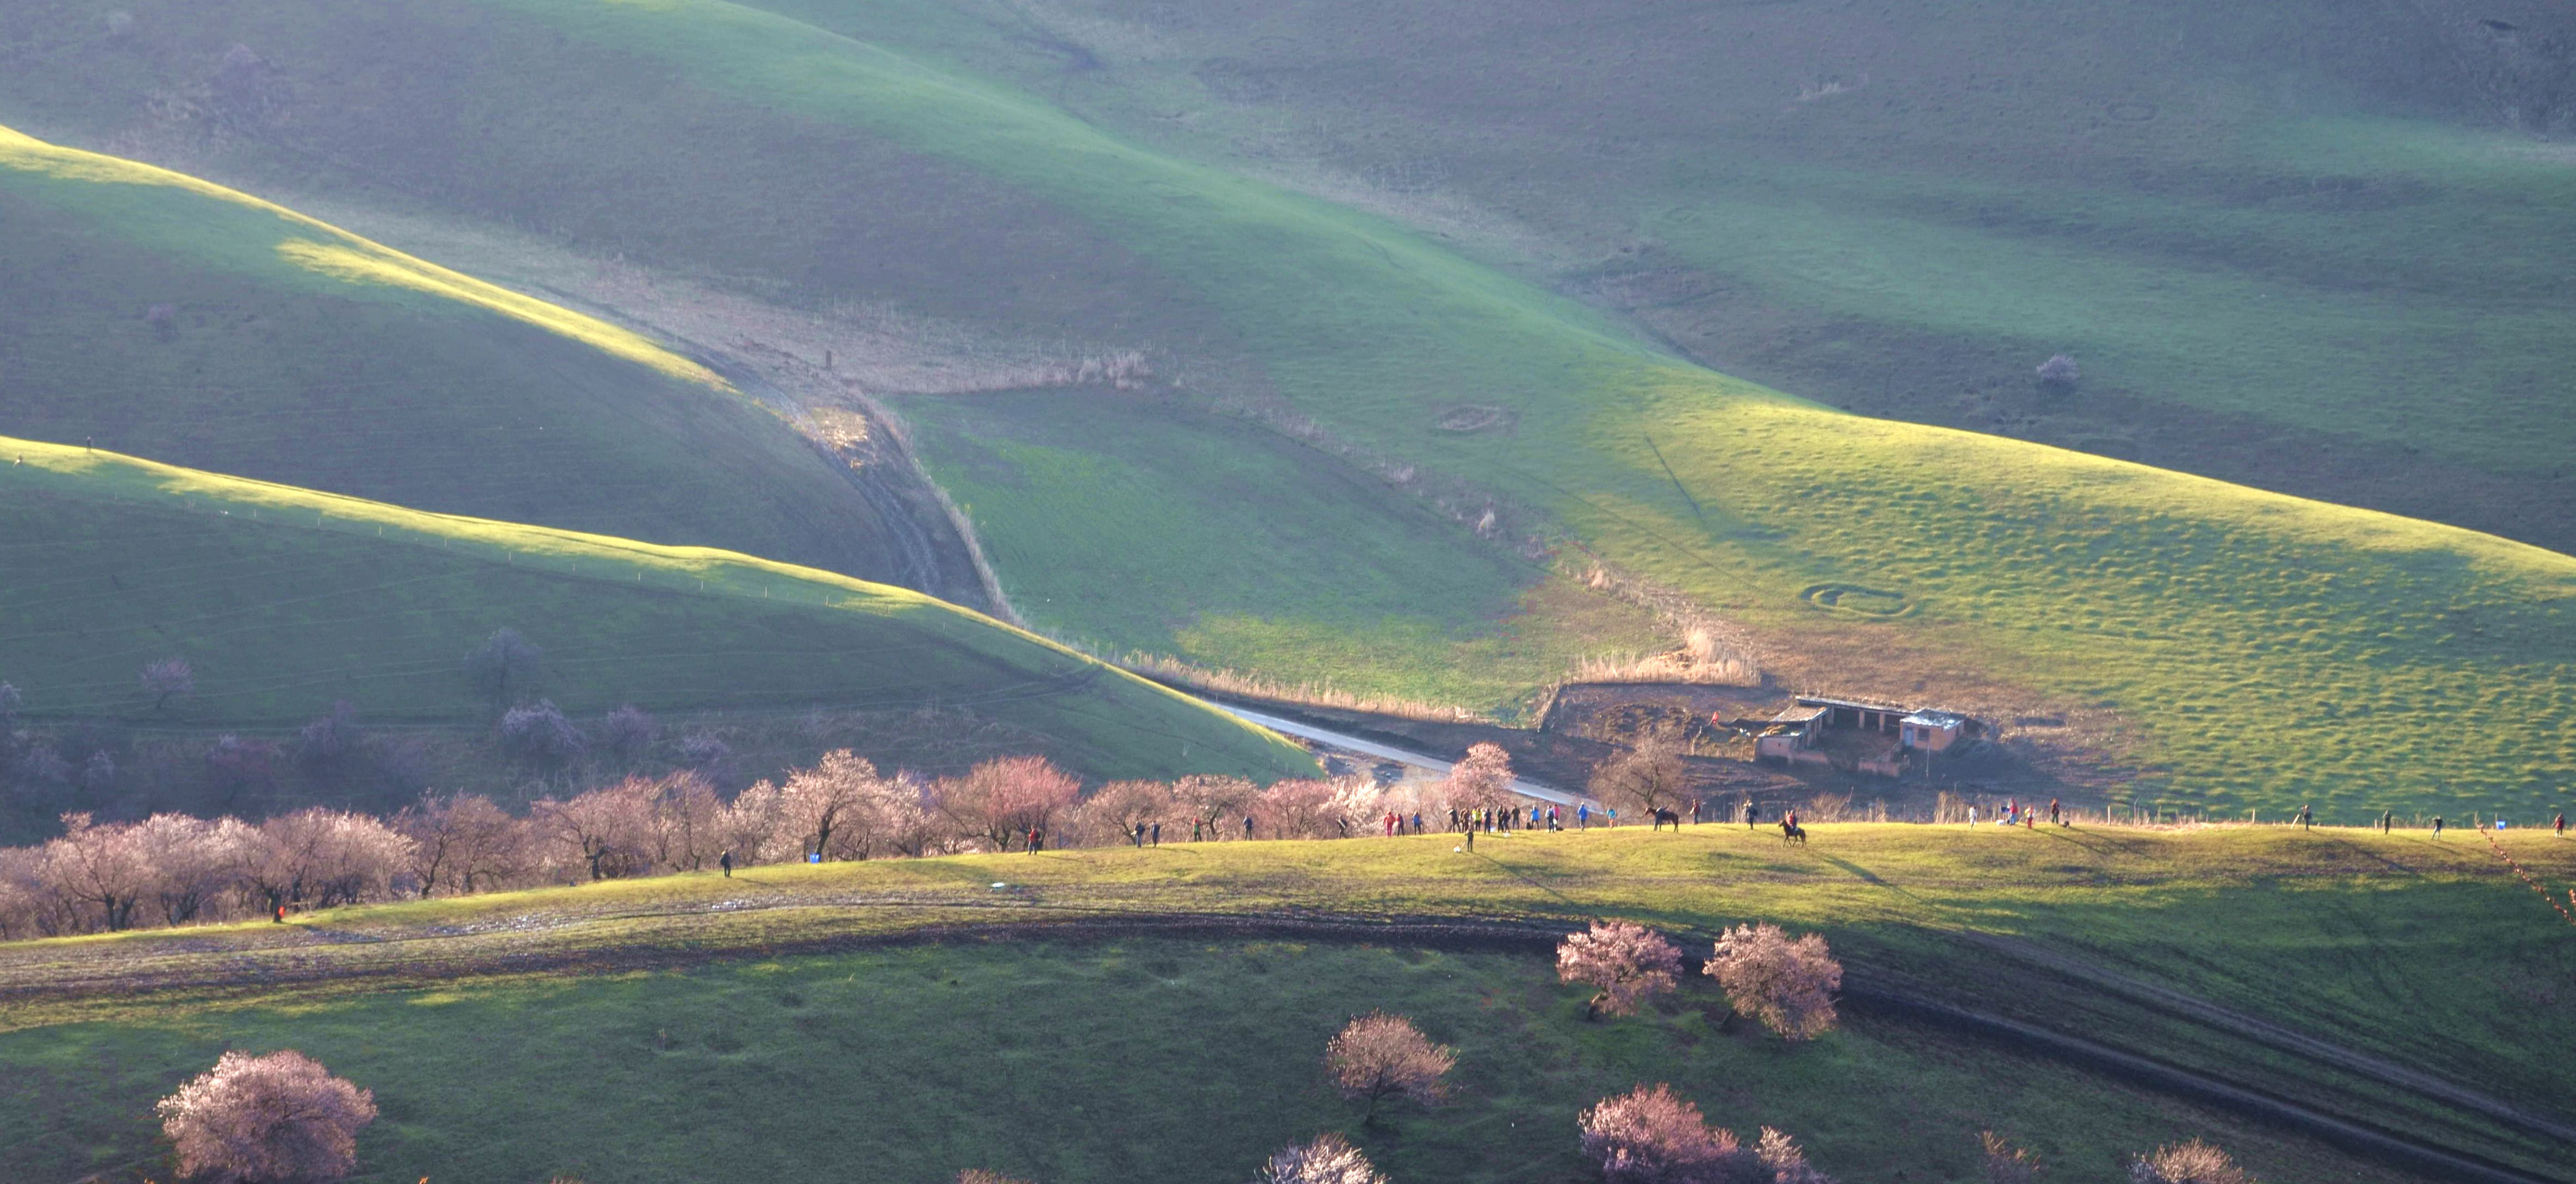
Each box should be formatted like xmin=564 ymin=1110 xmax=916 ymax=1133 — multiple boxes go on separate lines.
xmin=1779 ymin=820 xmax=1807 ymax=845
xmin=1651 ymin=808 xmax=1680 ymax=831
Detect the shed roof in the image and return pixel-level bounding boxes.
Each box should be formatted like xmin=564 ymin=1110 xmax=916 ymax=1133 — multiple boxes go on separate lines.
xmin=1796 ymin=695 xmax=1912 ymax=713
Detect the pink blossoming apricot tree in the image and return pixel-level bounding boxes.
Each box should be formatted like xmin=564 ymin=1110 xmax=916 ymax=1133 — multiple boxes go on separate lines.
xmin=1579 ymin=1085 xmax=1837 ymax=1184
xmin=1324 ymin=1010 xmax=1455 ymax=1119
xmin=156 ymin=1049 xmax=377 ymax=1183
xmin=1579 ymin=1083 xmax=1757 ymax=1184
xmin=1558 ymin=920 xmax=1685 ymax=1019
xmin=1705 ymin=923 xmax=1842 ymax=1040
xmin=1257 ymin=1133 xmax=1388 ymax=1184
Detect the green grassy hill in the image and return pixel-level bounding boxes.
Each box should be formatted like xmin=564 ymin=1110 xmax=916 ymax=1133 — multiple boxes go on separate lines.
xmin=0 ymin=123 xmax=949 ymax=588
xmin=794 ymin=0 xmax=2576 ymax=554
xmin=5 ymin=825 xmax=2569 ymax=1183
xmin=0 ymin=433 xmax=1314 ymax=783
xmin=1 ymin=3 xmax=2571 ymax=815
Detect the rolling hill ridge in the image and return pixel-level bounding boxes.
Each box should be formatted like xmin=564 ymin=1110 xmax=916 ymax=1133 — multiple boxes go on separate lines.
xmin=0 ymin=3 xmax=2567 ymax=814
xmin=0 ymin=122 xmax=990 ymax=605
xmin=0 ymin=433 xmax=1314 ymax=783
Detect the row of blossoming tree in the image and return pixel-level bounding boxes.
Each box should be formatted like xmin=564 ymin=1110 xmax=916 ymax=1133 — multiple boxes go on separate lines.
xmin=0 ymin=744 xmax=1530 ymax=939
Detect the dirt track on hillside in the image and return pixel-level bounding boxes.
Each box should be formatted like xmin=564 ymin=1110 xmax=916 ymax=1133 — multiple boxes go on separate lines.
xmin=1 ymin=901 xmax=2560 ymax=1184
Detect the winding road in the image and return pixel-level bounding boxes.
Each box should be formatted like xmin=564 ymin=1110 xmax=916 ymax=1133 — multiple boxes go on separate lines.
xmin=1215 ymin=704 xmax=1594 ymax=809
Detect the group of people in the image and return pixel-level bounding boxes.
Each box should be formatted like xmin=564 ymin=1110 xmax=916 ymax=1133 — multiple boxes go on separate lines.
xmin=1449 ymin=803 xmax=1599 ymax=834
xmin=1962 ymin=798 xmax=2068 ymax=829
xmin=1380 ymin=811 xmax=1427 ymax=836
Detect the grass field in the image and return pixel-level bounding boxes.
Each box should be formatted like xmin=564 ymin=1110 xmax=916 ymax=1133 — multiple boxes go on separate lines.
xmin=0 ymin=3 xmax=2572 ymax=815
xmin=4 ymin=825 xmax=2569 ymax=1182
xmin=0 ymin=433 xmax=1314 ymax=783
xmin=899 ymin=391 xmax=1665 ymax=715
xmin=0 ymin=123 xmax=927 ymax=582
xmin=815 ymin=0 xmax=2576 ymax=551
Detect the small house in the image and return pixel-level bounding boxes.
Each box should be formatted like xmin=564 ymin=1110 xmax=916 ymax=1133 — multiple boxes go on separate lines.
xmin=1754 ymin=706 xmax=1826 ymax=762
xmin=1899 ymin=710 xmax=1968 ymax=753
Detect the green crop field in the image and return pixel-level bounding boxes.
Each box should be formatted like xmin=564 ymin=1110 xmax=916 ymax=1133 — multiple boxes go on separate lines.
xmin=4 ymin=825 xmax=2569 ymax=1183
xmin=0 ymin=123 xmax=926 ymax=583
xmin=0 ymin=2 xmax=2571 ymax=816
xmin=0 ymin=434 xmax=1313 ymax=783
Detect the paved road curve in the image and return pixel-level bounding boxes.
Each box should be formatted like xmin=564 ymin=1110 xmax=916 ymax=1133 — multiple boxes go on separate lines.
xmin=1216 ymin=704 xmax=1593 ymax=809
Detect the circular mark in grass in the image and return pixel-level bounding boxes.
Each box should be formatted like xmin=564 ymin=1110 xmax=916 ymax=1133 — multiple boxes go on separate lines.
xmin=2107 ymin=101 xmax=2159 ymax=123
xmin=1433 ymin=404 xmax=1511 ymax=433
xmin=1800 ymin=583 xmax=1915 ymax=618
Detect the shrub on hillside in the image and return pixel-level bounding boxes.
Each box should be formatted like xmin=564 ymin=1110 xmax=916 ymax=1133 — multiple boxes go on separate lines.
xmin=597 ymin=705 xmax=658 ymax=765
xmin=1558 ymin=920 xmax=1684 ymax=1018
xmin=141 ymin=657 xmax=195 ymax=713
xmin=295 ymin=701 xmax=365 ymax=768
xmin=500 ymin=700 xmax=584 ymax=768
xmin=1578 ymin=1083 xmax=1757 ymax=1184
xmin=466 ymin=627 xmax=542 ymax=705
xmin=2128 ymin=1139 xmax=2250 ymax=1184
xmin=14 ymin=744 xmax=72 ymax=788
xmin=957 ymin=1170 xmax=1033 ymax=1184
xmin=206 ymin=734 xmax=283 ymax=794
xmin=157 ymin=1049 xmax=377 ymax=1183
xmin=1257 ymin=1133 xmax=1386 ymax=1184
xmin=80 ymin=750 xmax=117 ymax=793
xmin=1756 ymin=1127 xmax=1833 ymax=1184
xmin=1981 ymin=1131 xmax=2042 ymax=1183
xmin=1324 ymin=1010 xmax=1454 ymax=1117
xmin=2036 ymin=353 xmax=2080 ymax=387
xmin=1705 ymin=923 xmax=1841 ymax=1040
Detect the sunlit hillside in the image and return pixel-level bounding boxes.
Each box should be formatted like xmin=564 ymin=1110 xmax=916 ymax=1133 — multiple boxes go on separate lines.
xmin=0 ymin=434 xmax=1313 ymax=783
xmin=0 ymin=3 xmax=2568 ymax=814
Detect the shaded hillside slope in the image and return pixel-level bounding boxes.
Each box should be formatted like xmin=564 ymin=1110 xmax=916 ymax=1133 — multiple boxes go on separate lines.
xmin=0 ymin=434 xmax=1314 ymax=783
xmin=0 ymin=4 xmax=2571 ymax=813
xmin=0 ymin=123 xmax=960 ymax=590
xmin=775 ymin=0 xmax=2576 ymax=554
